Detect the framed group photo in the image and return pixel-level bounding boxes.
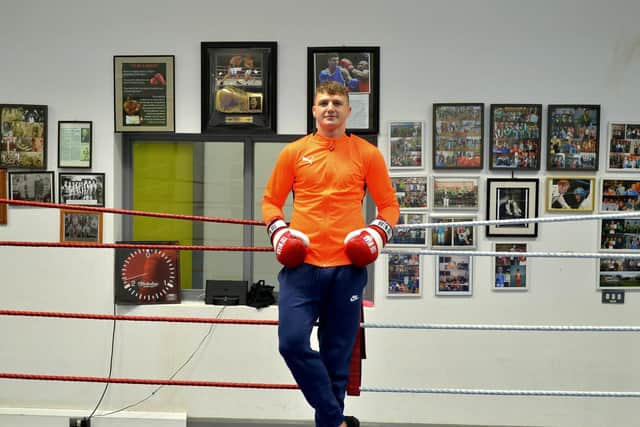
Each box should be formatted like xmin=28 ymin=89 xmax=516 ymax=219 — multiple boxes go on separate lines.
xmin=114 ymin=55 xmax=175 ymax=133
xmin=600 ymin=218 xmax=640 ymax=250
xmin=433 ymin=103 xmax=484 ymax=169
xmin=390 ymin=176 xmax=428 ymax=210
xmin=58 ymin=121 xmax=92 ymax=168
xmin=598 ymin=257 xmax=640 ymax=290
xmin=600 ymin=179 xmax=640 ymax=211
xmin=486 ymin=178 xmax=539 ymax=237
xmin=547 ymin=104 xmax=600 ymax=171
xmin=489 ymin=104 xmax=542 ymax=170
xmin=435 ymin=254 xmax=472 ymax=296
xmin=387 ymin=253 xmax=422 ymax=297
xmin=8 ymin=171 xmax=54 ymax=202
xmin=59 ymin=172 xmax=105 ymax=207
xmin=432 ymin=176 xmax=480 ymax=210
xmin=0 ymin=104 xmax=47 ymax=169
xmin=388 ymin=121 xmax=424 ymax=169
xmin=545 ymin=177 xmax=595 ymax=213
xmin=607 ymin=122 xmax=640 ymax=171
xmin=201 ymin=42 xmax=277 ymax=134
xmin=60 ymin=209 xmax=103 ymax=243
xmin=430 ymin=215 xmax=477 ymax=249
xmin=493 ymin=243 xmax=528 ymax=290
xmin=307 ymin=46 xmax=380 ymax=134
xmin=388 ymin=211 xmax=427 ymax=247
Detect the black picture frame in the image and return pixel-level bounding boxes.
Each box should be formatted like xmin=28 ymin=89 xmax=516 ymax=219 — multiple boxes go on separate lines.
xmin=0 ymin=104 xmax=47 ymax=169
xmin=433 ymin=103 xmax=484 ymax=170
xmin=58 ymin=172 xmax=105 ymax=207
xmin=201 ymin=41 xmax=277 ymax=135
xmin=489 ymin=104 xmax=542 ymax=170
xmin=486 ymin=178 xmax=539 ymax=237
xmin=8 ymin=171 xmax=54 ymax=202
xmin=58 ymin=121 xmax=92 ymax=168
xmin=113 ymin=55 xmax=175 ymax=133
xmin=547 ymin=104 xmax=600 ymax=171
xmin=307 ymin=46 xmax=380 ymax=135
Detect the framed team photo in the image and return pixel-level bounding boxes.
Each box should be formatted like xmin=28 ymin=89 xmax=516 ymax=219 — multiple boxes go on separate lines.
xmin=390 ymin=176 xmax=428 ymax=210
xmin=388 ymin=211 xmax=427 ymax=247
xmin=58 ymin=172 xmax=105 ymax=207
xmin=388 ymin=121 xmax=424 ymax=169
xmin=493 ymin=243 xmax=528 ymax=291
xmin=486 ymin=178 xmax=539 ymax=237
xmin=598 ymin=257 xmax=640 ymax=290
xmin=386 ymin=253 xmax=422 ymax=297
xmin=430 ymin=215 xmax=477 ymax=249
xmin=432 ymin=176 xmax=480 ymax=210
xmin=600 ymin=179 xmax=640 ymax=212
xmin=489 ymin=104 xmax=542 ymax=170
xmin=435 ymin=254 xmax=472 ymax=296
xmin=606 ymin=122 xmax=640 ymax=171
xmin=8 ymin=171 xmax=54 ymax=202
xmin=600 ymin=218 xmax=640 ymax=250
xmin=307 ymin=46 xmax=380 ymax=134
xmin=433 ymin=103 xmax=484 ymax=170
xmin=547 ymin=104 xmax=600 ymax=171
xmin=60 ymin=209 xmax=103 ymax=243
xmin=545 ymin=177 xmax=595 ymax=213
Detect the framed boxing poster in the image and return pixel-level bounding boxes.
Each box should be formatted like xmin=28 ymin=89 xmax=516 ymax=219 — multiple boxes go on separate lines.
xmin=113 ymin=55 xmax=175 ymax=133
xmin=307 ymin=46 xmax=380 ymax=135
xmin=433 ymin=103 xmax=484 ymax=169
xmin=547 ymin=104 xmax=600 ymax=171
xmin=0 ymin=104 xmax=47 ymax=169
xmin=201 ymin=41 xmax=277 ymax=134
xmin=489 ymin=104 xmax=542 ymax=170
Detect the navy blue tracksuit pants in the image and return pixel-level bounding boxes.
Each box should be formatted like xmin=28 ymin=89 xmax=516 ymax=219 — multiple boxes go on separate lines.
xmin=278 ymin=263 xmax=366 ymax=427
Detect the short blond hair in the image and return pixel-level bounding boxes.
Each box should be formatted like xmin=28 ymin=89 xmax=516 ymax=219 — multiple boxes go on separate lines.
xmin=314 ymin=81 xmax=349 ymax=104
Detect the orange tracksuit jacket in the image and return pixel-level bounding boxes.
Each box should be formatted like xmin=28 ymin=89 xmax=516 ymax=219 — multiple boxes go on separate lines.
xmin=262 ymin=133 xmax=400 ymax=267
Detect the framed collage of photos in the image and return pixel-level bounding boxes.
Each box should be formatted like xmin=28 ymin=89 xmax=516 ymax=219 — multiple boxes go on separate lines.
xmin=58 ymin=121 xmax=92 ymax=168
xmin=60 ymin=209 xmax=103 ymax=243
xmin=390 ymin=176 xmax=428 ymax=210
xmin=547 ymin=104 xmax=600 ymax=171
xmin=489 ymin=104 xmax=541 ymax=170
xmin=486 ymin=178 xmax=539 ymax=237
xmin=8 ymin=171 xmax=54 ymax=202
xmin=431 ymin=176 xmax=479 ymax=210
xmin=433 ymin=103 xmax=483 ymax=169
xmin=493 ymin=243 xmax=528 ymax=291
xmin=430 ymin=215 xmax=476 ymax=249
xmin=388 ymin=121 xmax=424 ymax=169
xmin=436 ymin=254 xmax=472 ymax=296
xmin=598 ymin=257 xmax=640 ymax=290
xmin=600 ymin=179 xmax=640 ymax=212
xmin=201 ymin=42 xmax=277 ymax=134
xmin=59 ymin=173 xmax=105 ymax=207
xmin=387 ymin=253 xmax=421 ymax=297
xmin=1 ymin=104 xmax=47 ymax=169
xmin=307 ymin=46 xmax=379 ymax=135
xmin=545 ymin=177 xmax=595 ymax=213
xmin=388 ymin=211 xmax=427 ymax=247
xmin=607 ymin=122 xmax=640 ymax=171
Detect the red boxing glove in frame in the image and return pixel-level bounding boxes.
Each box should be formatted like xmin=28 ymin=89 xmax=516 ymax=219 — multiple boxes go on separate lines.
xmin=268 ymin=219 xmax=310 ymax=268
xmin=344 ymin=218 xmax=393 ymax=267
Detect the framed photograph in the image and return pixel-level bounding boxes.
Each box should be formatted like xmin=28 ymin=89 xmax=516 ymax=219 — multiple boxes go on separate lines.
xmin=388 ymin=121 xmax=424 ymax=169
xmin=59 ymin=172 xmax=105 ymax=207
xmin=388 ymin=211 xmax=427 ymax=247
xmin=545 ymin=177 xmax=596 ymax=212
xmin=547 ymin=104 xmax=600 ymax=170
xmin=429 ymin=215 xmax=477 ymax=249
xmin=432 ymin=176 xmax=480 ymax=210
xmin=435 ymin=254 xmax=472 ymax=296
xmin=600 ymin=179 xmax=640 ymax=211
xmin=0 ymin=104 xmax=47 ymax=169
xmin=390 ymin=176 xmax=428 ymax=210
xmin=600 ymin=218 xmax=640 ymax=250
xmin=486 ymin=178 xmax=539 ymax=237
xmin=60 ymin=209 xmax=103 ymax=243
xmin=58 ymin=121 xmax=92 ymax=168
xmin=8 ymin=171 xmax=54 ymax=202
xmin=307 ymin=46 xmax=380 ymax=134
xmin=433 ymin=103 xmax=483 ymax=169
xmin=489 ymin=104 xmax=542 ymax=170
xmin=493 ymin=243 xmax=528 ymax=291
xmin=0 ymin=169 xmax=7 ymax=224
xmin=607 ymin=122 xmax=640 ymax=171
xmin=387 ymin=253 xmax=421 ymax=297
xmin=201 ymin=42 xmax=277 ymax=134
xmin=598 ymin=257 xmax=640 ymax=290
xmin=114 ymin=55 xmax=175 ymax=133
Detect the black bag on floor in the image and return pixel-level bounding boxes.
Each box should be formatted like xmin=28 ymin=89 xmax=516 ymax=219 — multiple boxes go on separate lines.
xmin=247 ymin=280 xmax=276 ymax=308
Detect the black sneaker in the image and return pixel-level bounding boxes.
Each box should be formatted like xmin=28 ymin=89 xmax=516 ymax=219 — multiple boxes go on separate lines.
xmin=344 ymin=415 xmax=360 ymax=427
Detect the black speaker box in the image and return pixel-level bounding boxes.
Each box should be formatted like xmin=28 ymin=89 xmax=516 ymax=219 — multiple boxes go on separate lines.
xmin=205 ymin=280 xmax=248 ymax=305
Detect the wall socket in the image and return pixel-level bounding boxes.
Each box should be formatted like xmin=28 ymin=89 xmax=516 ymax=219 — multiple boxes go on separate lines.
xmin=69 ymin=417 xmax=90 ymax=427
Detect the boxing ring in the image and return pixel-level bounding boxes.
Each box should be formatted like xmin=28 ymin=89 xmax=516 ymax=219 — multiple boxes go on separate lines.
xmin=1 ymin=197 xmax=639 ymax=426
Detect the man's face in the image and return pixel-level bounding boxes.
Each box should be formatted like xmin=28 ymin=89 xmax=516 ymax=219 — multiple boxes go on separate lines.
xmin=357 ymin=61 xmax=368 ymax=71
xmin=328 ymin=56 xmax=339 ymax=70
xmin=312 ymin=91 xmax=351 ymax=132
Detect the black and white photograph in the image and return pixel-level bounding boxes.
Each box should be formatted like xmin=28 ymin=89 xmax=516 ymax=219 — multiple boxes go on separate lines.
xmin=60 ymin=209 xmax=103 ymax=243
xmin=8 ymin=171 xmax=54 ymax=202
xmin=58 ymin=172 xmax=105 ymax=207
xmin=486 ymin=178 xmax=539 ymax=237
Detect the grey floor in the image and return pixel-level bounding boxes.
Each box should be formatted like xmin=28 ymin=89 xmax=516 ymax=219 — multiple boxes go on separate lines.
xmin=188 ymin=419 xmax=524 ymax=427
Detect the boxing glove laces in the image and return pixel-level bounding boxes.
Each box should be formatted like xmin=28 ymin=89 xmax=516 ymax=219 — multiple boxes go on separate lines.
xmin=344 ymin=218 xmax=393 ymax=267
xmin=267 ymin=219 xmax=309 ymax=268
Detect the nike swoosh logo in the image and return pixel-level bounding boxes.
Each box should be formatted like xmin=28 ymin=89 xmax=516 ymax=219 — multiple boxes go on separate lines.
xmin=350 ymin=295 xmax=359 ymax=302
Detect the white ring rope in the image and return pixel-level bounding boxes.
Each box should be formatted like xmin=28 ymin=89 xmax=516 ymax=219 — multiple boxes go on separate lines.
xmin=361 ymin=322 xmax=640 ymax=332
xmin=360 ymin=386 xmax=640 ymax=398
xmin=395 ymin=210 xmax=640 ymax=230
xmin=382 ymin=248 xmax=640 ymax=259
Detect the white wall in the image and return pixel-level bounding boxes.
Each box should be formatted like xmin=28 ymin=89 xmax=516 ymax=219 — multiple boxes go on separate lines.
xmin=1 ymin=0 xmax=640 ymax=426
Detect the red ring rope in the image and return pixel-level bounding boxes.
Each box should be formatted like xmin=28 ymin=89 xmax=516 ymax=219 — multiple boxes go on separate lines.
xmin=0 ymin=241 xmax=272 ymax=252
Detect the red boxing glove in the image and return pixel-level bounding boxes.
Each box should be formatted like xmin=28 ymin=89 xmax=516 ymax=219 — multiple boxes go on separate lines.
xmin=268 ymin=219 xmax=309 ymax=268
xmin=340 ymin=58 xmax=354 ymax=72
xmin=344 ymin=219 xmax=393 ymax=267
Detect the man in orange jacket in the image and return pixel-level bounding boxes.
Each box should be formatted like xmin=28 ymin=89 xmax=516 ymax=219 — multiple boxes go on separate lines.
xmin=262 ymin=81 xmax=399 ymax=427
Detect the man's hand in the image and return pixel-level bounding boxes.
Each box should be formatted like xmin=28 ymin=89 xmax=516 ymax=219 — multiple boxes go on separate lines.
xmin=344 ymin=219 xmax=393 ymax=267
xmin=268 ymin=219 xmax=309 ymax=268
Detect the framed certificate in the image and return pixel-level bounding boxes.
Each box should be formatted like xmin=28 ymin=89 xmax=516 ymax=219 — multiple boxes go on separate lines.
xmin=58 ymin=121 xmax=92 ymax=168
xmin=201 ymin=41 xmax=277 ymax=134
xmin=113 ymin=55 xmax=175 ymax=132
